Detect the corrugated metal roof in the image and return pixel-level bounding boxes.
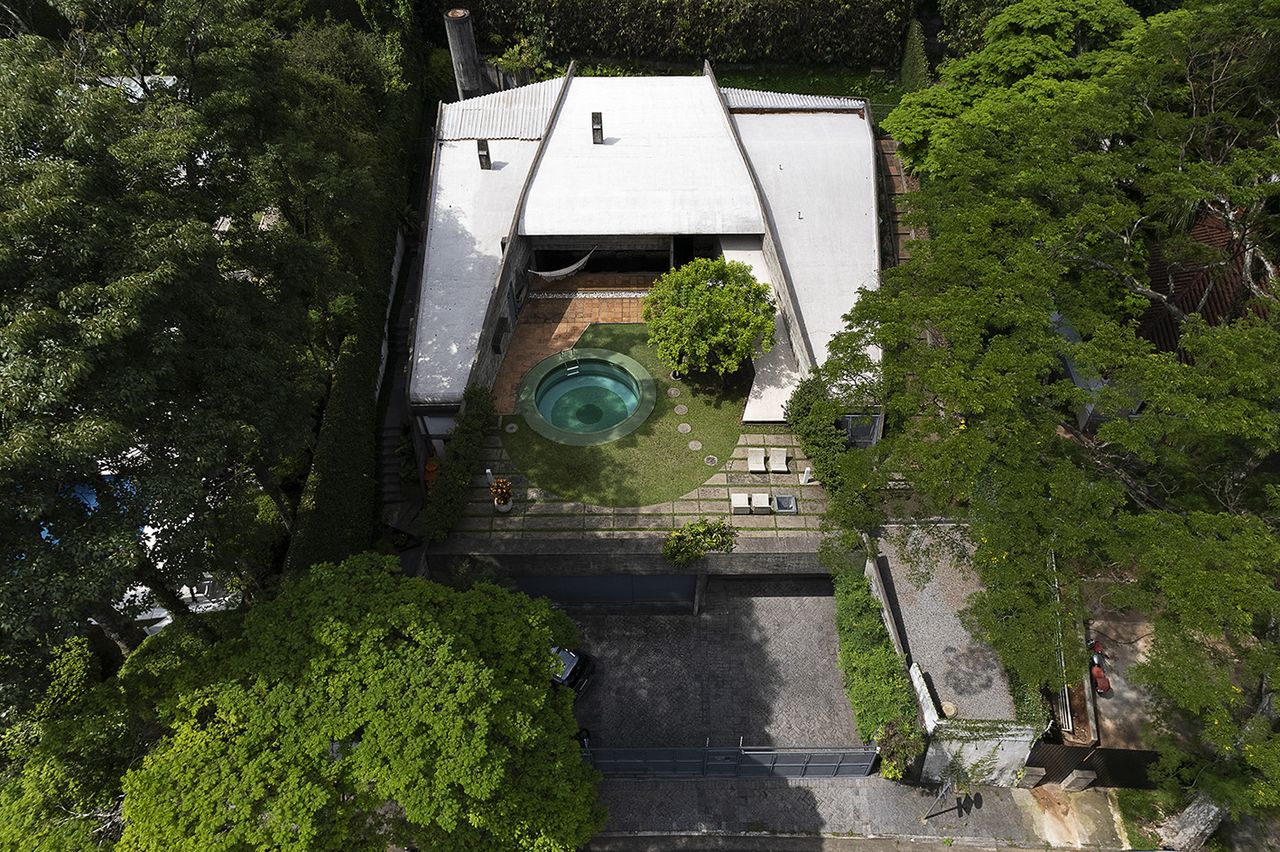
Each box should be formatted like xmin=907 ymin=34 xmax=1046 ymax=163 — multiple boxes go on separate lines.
xmin=439 ymin=78 xmax=565 ymax=140
xmin=721 ymin=87 xmax=867 ymax=112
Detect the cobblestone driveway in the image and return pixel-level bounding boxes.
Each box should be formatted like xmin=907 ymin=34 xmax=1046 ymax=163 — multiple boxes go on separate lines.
xmin=574 ymin=577 xmax=860 ymax=748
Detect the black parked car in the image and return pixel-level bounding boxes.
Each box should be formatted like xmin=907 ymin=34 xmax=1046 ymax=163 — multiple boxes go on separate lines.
xmin=551 ymin=646 xmax=593 ymax=696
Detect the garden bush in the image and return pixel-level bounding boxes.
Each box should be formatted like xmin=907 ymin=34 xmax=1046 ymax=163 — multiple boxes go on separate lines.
xmin=663 ymin=518 xmax=737 ymax=569
xmin=447 ymin=0 xmax=912 ymax=69
xmin=784 ymin=375 xmax=851 ymax=490
xmin=822 ymin=541 xmax=924 ymax=779
xmin=421 ymin=387 xmax=495 ymax=543
xmin=286 ymin=315 xmax=385 ymax=574
xmin=898 ymin=19 xmax=930 ymax=92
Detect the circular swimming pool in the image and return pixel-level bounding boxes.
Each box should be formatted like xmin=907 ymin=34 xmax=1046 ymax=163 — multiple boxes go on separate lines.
xmin=517 ymin=349 xmax=656 ymax=446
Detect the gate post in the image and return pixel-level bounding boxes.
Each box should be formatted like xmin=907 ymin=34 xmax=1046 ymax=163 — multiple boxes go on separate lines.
xmin=1061 ymin=769 xmax=1097 ymax=791
xmin=1017 ymin=766 xmax=1046 ymax=788
xmin=693 ymin=573 xmax=708 ymax=614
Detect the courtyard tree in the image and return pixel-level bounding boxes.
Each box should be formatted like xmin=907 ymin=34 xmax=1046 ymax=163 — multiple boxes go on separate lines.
xmin=643 ymin=257 xmax=775 ymax=378
xmin=116 ymin=553 xmax=603 ymax=851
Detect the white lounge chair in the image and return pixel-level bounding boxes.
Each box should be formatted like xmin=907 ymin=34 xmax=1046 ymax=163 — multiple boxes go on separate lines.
xmin=751 ymin=492 xmax=772 ymax=514
xmin=768 ymin=447 xmax=789 ymax=473
xmin=730 ymin=493 xmax=751 ymax=515
xmin=747 ymin=447 xmax=767 ymax=473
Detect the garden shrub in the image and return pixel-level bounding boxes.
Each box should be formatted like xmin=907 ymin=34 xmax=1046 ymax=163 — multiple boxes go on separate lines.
xmin=822 ymin=541 xmax=924 ymax=780
xmin=663 ymin=518 xmax=737 ymax=569
xmin=421 ymin=387 xmax=495 ymax=543
xmin=898 ymin=19 xmax=930 ymax=92
xmin=784 ymin=375 xmax=851 ymax=490
xmin=286 ymin=317 xmax=384 ymax=574
xmin=450 ymin=0 xmax=912 ymax=70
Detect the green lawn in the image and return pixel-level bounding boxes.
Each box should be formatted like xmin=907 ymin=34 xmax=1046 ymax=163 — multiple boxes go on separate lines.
xmin=501 ymin=324 xmax=748 ymax=507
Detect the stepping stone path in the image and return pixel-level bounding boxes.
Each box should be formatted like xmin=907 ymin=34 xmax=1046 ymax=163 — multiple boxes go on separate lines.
xmin=666 ymin=388 xmax=681 ymax=398
xmin=704 ymin=455 xmax=719 ymax=466
xmin=674 ymin=404 xmax=688 ymax=415
xmin=677 ymin=423 xmax=691 ymax=434
xmin=505 ymin=422 xmax=519 ymax=433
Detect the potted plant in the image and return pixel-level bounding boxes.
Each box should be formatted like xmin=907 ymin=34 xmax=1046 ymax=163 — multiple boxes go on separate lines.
xmin=490 ymin=477 xmax=514 ymax=513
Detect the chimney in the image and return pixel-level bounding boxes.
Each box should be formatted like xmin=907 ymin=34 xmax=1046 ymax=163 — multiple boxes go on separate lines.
xmin=444 ymin=8 xmax=485 ymax=100
xmin=477 ymin=139 xmax=491 ymax=170
xmin=592 ymin=112 xmax=604 ymax=145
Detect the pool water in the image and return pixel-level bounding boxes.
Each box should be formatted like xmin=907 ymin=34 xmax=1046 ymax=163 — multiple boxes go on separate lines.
xmin=536 ymin=361 xmax=640 ymax=434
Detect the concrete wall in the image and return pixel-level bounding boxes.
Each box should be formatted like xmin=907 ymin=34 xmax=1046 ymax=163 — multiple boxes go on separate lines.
xmin=761 ymin=222 xmax=815 ymax=374
xmin=468 ymin=233 xmax=531 ymax=392
xmin=921 ymin=721 xmax=1037 ymax=787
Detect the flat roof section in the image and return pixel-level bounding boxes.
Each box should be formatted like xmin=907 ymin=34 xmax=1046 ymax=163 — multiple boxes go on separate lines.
xmin=410 ymin=138 xmax=537 ymax=406
xmin=734 ymin=111 xmax=881 ymax=365
xmin=876 ymin=527 xmax=1016 ymax=722
xmin=520 ymin=76 xmax=765 ymax=237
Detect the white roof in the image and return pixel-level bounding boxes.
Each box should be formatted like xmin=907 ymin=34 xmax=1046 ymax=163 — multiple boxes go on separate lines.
xmin=519 ymin=76 xmax=764 ymax=236
xmin=410 ymin=75 xmax=881 ymax=408
xmin=411 ymin=138 xmax=538 ymax=405
xmin=439 ymin=78 xmax=565 ymax=140
xmin=733 ymin=111 xmax=881 ymax=364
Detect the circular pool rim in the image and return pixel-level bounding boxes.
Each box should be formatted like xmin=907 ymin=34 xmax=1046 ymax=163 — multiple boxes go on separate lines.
xmin=516 ymin=348 xmax=656 ymax=446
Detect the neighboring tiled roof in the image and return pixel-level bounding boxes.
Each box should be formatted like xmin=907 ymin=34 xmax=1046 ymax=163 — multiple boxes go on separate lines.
xmin=1141 ymin=215 xmax=1250 ymax=354
xmin=720 ymin=88 xmax=867 ymax=112
xmin=439 ymin=78 xmax=565 ymax=140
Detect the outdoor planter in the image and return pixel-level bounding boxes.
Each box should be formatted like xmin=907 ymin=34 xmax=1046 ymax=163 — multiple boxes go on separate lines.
xmin=490 ymin=477 xmax=514 ymax=513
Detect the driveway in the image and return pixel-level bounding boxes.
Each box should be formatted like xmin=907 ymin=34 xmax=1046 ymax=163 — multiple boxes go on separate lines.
xmin=573 ymin=577 xmax=860 ymax=748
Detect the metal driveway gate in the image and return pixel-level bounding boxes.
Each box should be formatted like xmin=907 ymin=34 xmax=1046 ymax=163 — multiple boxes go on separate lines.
xmin=586 ymin=746 xmax=879 ymax=778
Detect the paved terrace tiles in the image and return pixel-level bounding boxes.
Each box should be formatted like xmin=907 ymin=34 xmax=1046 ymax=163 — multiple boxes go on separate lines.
xmin=490 ymin=276 xmax=655 ymax=414
xmin=457 ymin=432 xmax=828 ymax=539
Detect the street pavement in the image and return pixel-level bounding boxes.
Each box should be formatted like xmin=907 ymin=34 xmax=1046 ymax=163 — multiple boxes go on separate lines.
xmin=591 ymin=778 xmax=1129 ymax=850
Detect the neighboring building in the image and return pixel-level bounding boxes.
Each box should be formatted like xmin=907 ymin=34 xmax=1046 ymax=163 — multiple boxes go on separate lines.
xmin=407 ymin=64 xmax=881 ymax=455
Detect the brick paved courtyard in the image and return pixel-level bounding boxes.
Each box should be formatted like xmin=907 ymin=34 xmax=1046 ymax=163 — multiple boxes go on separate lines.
xmin=573 ymin=577 xmax=859 ymax=748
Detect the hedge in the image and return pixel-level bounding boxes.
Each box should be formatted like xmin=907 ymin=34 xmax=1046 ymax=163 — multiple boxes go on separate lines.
xmin=444 ymin=0 xmax=913 ymax=69
xmin=898 ymin=19 xmax=930 ymax=93
xmin=286 ymin=328 xmax=383 ymax=574
xmin=421 ymin=387 xmax=495 ymax=543
xmin=822 ymin=542 xmax=924 ymax=780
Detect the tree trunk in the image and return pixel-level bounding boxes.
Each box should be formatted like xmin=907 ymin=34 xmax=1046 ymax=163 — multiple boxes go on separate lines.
xmin=252 ymin=460 xmax=296 ymax=535
xmin=1157 ymin=793 xmax=1225 ymax=852
xmin=90 ymin=605 xmax=145 ymax=657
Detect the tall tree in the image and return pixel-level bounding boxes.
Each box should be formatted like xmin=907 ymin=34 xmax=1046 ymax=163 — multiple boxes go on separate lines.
xmin=115 ymin=554 xmax=603 ymax=851
xmin=824 ymin=0 xmax=1280 ymax=814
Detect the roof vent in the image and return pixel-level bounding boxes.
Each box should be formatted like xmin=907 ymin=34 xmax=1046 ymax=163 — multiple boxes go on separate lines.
xmin=477 ymin=139 xmax=491 ymax=170
xmin=591 ymin=112 xmax=603 ymax=145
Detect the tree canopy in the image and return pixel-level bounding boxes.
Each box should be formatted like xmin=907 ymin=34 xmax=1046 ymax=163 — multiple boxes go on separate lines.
xmin=819 ymin=0 xmax=1280 ymax=813
xmin=0 ymin=555 xmax=603 ymax=849
xmin=0 ymin=0 xmax=417 ymax=706
xmin=643 ymin=257 xmax=775 ymax=378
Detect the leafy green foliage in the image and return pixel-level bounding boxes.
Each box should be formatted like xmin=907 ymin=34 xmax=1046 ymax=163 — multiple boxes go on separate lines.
xmin=0 ymin=638 xmax=141 ymax=847
xmin=462 ymin=0 xmax=912 ymax=68
xmin=898 ymin=20 xmax=931 ymax=92
xmin=822 ymin=543 xmax=924 ymax=779
xmin=116 ymin=553 xmax=602 ymax=850
xmin=841 ymin=0 xmax=1280 ymax=813
xmin=663 ymin=518 xmax=737 ymax=569
xmin=644 ymin=258 xmax=775 ymax=378
xmin=421 ymin=386 xmax=495 ymax=543
xmin=0 ymin=1 xmax=422 ymax=694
